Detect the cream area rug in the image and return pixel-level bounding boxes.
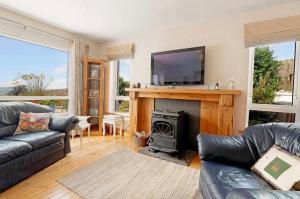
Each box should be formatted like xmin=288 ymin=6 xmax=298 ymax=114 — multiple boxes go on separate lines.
xmin=58 ymin=150 xmax=201 ymax=199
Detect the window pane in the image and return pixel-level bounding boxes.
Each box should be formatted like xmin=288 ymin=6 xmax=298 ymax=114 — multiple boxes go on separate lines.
xmin=37 ymin=99 xmax=68 ymax=114
xmin=117 ymin=59 xmax=131 ymax=96
xmin=248 ymin=110 xmax=295 ymax=126
xmin=0 ymin=35 xmax=68 ymax=96
xmin=252 ymin=42 xmax=295 ymax=105
xmin=115 ymin=100 xmax=129 ymax=112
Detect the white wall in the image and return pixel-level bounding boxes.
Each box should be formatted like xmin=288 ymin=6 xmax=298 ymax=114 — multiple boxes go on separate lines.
xmin=97 ymin=1 xmax=300 ymax=133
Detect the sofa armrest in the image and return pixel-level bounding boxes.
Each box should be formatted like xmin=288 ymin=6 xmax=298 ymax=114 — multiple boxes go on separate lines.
xmin=226 ymin=188 xmax=300 ymax=199
xmin=197 ymin=134 xmax=256 ymax=167
xmin=49 ymin=115 xmax=79 ymax=155
xmin=49 ymin=115 xmax=79 ymax=133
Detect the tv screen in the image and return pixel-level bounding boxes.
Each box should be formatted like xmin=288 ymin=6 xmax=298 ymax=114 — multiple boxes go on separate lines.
xmin=151 ymin=46 xmax=205 ymax=85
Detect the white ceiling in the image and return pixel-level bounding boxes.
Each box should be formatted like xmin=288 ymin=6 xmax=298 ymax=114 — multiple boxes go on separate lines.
xmin=0 ymin=0 xmax=295 ymax=42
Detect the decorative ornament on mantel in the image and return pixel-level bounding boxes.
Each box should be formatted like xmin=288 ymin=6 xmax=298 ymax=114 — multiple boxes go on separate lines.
xmin=131 ymin=82 xmax=141 ymax=88
xmin=144 ymin=83 xmax=149 ymax=88
xmin=228 ymin=79 xmax=235 ymax=90
xmin=215 ymin=82 xmax=220 ymax=90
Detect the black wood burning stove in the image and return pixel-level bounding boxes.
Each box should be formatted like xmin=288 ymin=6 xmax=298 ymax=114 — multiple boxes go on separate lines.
xmin=148 ymin=110 xmax=185 ymax=153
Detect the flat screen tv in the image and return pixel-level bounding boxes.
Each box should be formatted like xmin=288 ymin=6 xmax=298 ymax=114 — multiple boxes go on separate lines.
xmin=151 ymin=46 xmax=205 ymax=86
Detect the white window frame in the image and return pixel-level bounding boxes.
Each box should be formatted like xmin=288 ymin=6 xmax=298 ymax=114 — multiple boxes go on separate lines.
xmin=0 ymin=32 xmax=71 ymax=113
xmin=108 ymin=59 xmax=132 ymax=115
xmin=246 ymin=41 xmax=300 ymax=126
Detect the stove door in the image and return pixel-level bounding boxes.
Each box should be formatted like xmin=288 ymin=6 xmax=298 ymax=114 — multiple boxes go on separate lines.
xmin=151 ymin=120 xmax=176 ymax=139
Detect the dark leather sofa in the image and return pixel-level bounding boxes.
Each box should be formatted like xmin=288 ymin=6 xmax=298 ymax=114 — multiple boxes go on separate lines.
xmin=197 ymin=123 xmax=300 ymax=199
xmin=0 ymin=102 xmax=78 ymax=192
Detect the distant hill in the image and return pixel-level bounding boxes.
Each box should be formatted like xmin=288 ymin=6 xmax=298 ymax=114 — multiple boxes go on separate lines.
xmin=0 ymin=87 xmax=12 ymax=95
xmin=0 ymin=87 xmax=67 ymax=96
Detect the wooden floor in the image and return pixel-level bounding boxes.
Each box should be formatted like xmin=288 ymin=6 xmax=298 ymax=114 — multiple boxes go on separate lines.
xmin=0 ymin=133 xmax=200 ymax=199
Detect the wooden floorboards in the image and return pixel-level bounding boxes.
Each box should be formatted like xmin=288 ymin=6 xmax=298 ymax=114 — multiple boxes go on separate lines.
xmin=0 ymin=133 xmax=200 ymax=199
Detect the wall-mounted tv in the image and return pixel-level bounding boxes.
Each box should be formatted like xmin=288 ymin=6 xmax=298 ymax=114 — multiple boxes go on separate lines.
xmin=151 ymin=46 xmax=205 ymax=86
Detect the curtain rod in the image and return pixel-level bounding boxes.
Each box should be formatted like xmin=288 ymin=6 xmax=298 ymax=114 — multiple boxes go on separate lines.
xmin=0 ymin=16 xmax=74 ymax=42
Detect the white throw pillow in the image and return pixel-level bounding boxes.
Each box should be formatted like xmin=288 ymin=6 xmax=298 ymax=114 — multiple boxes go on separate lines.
xmin=251 ymin=145 xmax=300 ymax=191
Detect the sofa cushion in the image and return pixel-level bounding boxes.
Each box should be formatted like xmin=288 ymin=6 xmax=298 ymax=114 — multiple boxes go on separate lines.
xmin=3 ymin=131 xmax=65 ymax=150
xmin=0 ymin=140 xmax=32 ymax=164
xmin=0 ymin=140 xmax=65 ymax=191
xmin=200 ymin=161 xmax=272 ymax=199
xmin=0 ymin=124 xmax=17 ymax=139
xmin=0 ymin=139 xmax=64 ymax=179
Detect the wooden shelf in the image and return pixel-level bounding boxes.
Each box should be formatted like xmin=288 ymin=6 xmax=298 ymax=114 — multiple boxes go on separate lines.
xmin=88 ymin=78 xmax=101 ymax=80
xmin=81 ymin=56 xmax=106 ymax=65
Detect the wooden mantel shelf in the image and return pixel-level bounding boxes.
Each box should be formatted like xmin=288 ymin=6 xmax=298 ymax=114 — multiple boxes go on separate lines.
xmin=126 ymin=88 xmax=241 ymax=102
xmin=126 ymin=88 xmax=241 ymax=95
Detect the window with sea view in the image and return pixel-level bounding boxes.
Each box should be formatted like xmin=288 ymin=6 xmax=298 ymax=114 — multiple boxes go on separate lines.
xmin=0 ymin=35 xmax=69 ymax=113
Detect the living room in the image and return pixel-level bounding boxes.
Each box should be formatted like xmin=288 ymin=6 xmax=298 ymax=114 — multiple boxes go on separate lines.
xmin=0 ymin=1 xmax=299 ymax=199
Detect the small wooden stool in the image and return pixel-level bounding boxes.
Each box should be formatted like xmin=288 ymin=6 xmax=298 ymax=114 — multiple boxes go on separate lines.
xmin=102 ymin=114 xmax=124 ymax=137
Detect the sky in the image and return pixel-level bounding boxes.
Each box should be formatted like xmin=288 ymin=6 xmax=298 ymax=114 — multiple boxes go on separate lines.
xmin=118 ymin=59 xmax=131 ymax=81
xmin=268 ymin=41 xmax=295 ymax=60
xmin=0 ymin=35 xmax=68 ymax=89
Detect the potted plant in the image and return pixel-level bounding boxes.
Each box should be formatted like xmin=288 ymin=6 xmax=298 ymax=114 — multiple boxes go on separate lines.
xmin=134 ymin=131 xmax=150 ymax=147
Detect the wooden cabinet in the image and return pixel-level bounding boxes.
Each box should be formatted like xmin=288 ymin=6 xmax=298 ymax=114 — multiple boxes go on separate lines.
xmin=82 ymin=57 xmax=106 ymax=133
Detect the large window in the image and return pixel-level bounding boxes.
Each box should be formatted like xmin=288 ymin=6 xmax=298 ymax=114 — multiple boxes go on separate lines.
xmin=0 ymin=35 xmax=69 ymax=113
xmin=247 ymin=41 xmax=300 ymax=125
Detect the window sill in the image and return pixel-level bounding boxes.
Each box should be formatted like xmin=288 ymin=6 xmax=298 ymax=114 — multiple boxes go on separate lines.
xmin=0 ymin=96 xmax=69 ymax=101
xmin=105 ymin=112 xmax=130 ymax=118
